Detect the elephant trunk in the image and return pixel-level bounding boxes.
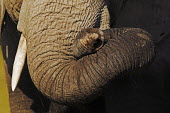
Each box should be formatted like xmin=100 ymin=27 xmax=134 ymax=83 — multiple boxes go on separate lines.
xmin=25 ymin=0 xmax=154 ymax=104
xmin=27 ymin=28 xmax=154 ymax=104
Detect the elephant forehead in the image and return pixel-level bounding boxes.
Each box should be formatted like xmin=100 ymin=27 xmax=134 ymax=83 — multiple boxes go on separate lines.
xmin=27 ymin=0 xmax=105 ymax=38
xmin=33 ymin=0 xmax=104 ymax=6
xmin=30 ymin=0 xmax=105 ymax=20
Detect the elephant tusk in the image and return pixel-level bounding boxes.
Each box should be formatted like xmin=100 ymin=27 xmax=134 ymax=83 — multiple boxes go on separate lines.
xmin=11 ymin=34 xmax=27 ymax=91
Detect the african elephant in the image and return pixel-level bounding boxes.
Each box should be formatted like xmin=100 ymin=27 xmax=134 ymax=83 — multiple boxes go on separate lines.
xmin=0 ymin=0 xmax=155 ymax=113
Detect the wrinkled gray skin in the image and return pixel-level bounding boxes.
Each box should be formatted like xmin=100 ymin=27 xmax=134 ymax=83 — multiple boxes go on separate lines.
xmin=0 ymin=0 xmax=155 ymax=113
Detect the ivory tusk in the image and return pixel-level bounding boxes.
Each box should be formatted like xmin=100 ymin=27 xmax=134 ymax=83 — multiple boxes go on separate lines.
xmin=11 ymin=34 xmax=27 ymax=91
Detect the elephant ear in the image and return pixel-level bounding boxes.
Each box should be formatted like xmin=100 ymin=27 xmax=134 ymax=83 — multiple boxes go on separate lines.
xmin=0 ymin=0 xmax=5 ymax=38
xmin=4 ymin=0 xmax=23 ymax=23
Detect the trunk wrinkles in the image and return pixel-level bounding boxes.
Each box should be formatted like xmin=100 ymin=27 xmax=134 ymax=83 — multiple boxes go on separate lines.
xmin=24 ymin=0 xmax=154 ymax=104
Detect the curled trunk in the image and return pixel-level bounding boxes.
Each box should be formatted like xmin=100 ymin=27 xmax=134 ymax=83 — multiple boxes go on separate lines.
xmin=27 ymin=28 xmax=154 ymax=104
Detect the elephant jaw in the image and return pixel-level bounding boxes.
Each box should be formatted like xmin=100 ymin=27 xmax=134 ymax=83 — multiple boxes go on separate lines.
xmin=11 ymin=34 xmax=27 ymax=91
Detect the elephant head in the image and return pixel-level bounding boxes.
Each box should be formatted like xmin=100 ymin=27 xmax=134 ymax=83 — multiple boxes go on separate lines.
xmin=6 ymin=0 xmax=154 ymax=104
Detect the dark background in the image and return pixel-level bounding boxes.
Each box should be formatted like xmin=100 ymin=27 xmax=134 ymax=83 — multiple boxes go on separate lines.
xmin=105 ymin=0 xmax=170 ymax=113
